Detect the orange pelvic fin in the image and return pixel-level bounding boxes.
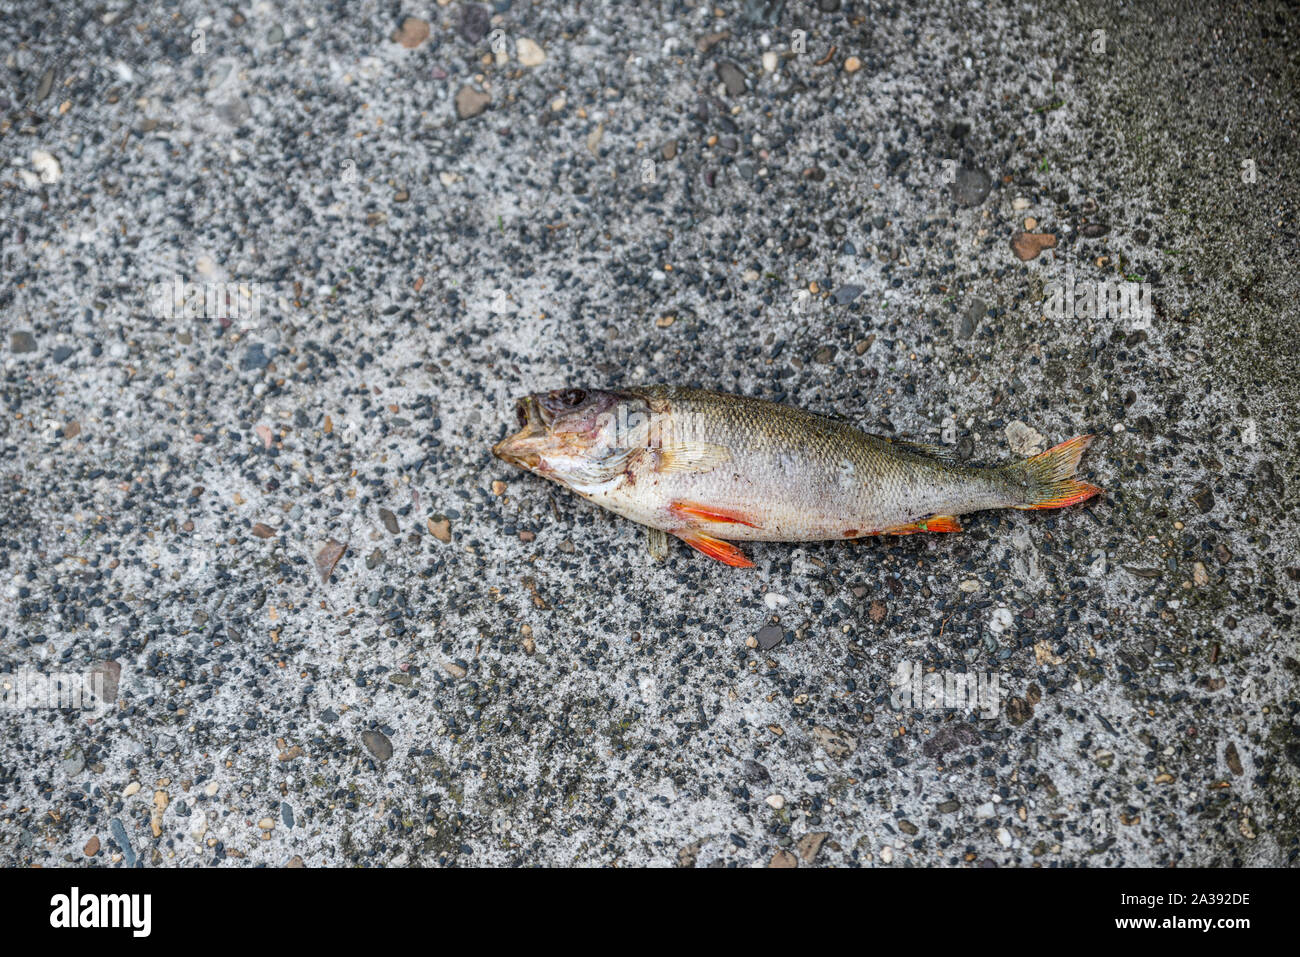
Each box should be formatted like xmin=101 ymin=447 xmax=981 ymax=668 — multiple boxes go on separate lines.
xmin=1013 ymin=435 xmax=1103 ymax=510
xmin=669 ymin=501 xmax=761 ymax=528
xmin=674 ymin=530 xmax=755 ymax=568
xmin=883 ymin=514 xmax=964 ymax=535
xmin=920 ymin=515 xmax=963 ymax=532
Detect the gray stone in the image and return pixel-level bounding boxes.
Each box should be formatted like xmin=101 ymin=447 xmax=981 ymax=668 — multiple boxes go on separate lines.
xmin=716 ymin=61 xmax=747 ymax=96
xmin=952 ymin=167 xmax=992 ymax=206
xmin=755 ymin=624 xmax=783 ymax=650
xmin=362 ymin=729 xmax=393 ymax=762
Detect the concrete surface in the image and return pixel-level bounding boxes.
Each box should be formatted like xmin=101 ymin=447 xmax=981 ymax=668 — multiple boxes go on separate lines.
xmin=1 ymin=0 xmax=1297 ymax=867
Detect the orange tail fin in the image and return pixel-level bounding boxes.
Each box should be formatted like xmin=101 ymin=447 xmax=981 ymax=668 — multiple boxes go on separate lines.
xmin=1009 ymin=434 xmax=1102 ymax=509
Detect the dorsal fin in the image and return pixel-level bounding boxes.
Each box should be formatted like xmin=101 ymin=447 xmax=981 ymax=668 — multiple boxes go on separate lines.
xmin=805 ymin=407 xmax=856 ymax=426
xmin=865 ymin=434 xmax=961 ymax=464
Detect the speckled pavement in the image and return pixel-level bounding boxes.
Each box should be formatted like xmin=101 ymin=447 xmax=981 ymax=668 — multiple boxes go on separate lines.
xmin=2 ymin=0 xmax=1297 ymax=868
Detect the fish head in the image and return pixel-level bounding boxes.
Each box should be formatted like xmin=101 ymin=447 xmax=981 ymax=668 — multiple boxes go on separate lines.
xmin=493 ymin=388 xmax=648 ymax=490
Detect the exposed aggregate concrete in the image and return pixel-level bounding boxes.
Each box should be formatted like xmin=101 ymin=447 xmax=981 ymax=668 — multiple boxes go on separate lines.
xmin=1 ymin=0 xmax=1297 ymax=867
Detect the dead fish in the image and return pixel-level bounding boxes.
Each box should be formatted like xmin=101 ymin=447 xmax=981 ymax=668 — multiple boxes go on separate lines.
xmin=492 ymin=386 xmax=1101 ymax=567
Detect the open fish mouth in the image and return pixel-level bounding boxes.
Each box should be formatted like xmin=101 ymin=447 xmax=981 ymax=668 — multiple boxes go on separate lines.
xmin=492 ymin=395 xmax=549 ymax=472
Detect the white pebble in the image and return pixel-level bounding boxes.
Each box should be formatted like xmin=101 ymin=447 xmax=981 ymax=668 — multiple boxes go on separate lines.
xmin=516 ymin=38 xmax=546 ymax=67
xmin=1005 ymin=420 xmax=1047 ymax=457
xmin=31 ymin=149 xmax=62 ymax=184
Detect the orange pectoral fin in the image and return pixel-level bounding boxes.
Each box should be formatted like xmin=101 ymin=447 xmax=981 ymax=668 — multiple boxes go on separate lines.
xmin=668 ymin=501 xmax=761 ymax=529
xmin=883 ymin=515 xmax=964 ymax=535
xmin=674 ymin=530 xmax=755 ymax=568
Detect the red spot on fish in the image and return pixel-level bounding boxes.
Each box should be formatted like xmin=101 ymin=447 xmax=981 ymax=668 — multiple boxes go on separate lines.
xmin=843 ymin=529 xmax=858 ymax=537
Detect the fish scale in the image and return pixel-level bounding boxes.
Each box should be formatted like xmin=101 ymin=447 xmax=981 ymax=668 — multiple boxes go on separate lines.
xmin=600 ymin=387 xmax=1013 ymax=540
xmin=493 ymin=385 xmax=1101 ymax=567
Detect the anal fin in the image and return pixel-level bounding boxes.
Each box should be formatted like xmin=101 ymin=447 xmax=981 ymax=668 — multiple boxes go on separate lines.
xmin=674 ymin=530 xmax=754 ymax=568
xmin=883 ymin=515 xmax=963 ymax=535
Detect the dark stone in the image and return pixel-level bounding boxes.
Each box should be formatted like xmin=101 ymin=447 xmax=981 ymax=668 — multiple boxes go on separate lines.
xmin=362 ymin=729 xmax=394 ymax=762
xmin=959 ymin=298 xmax=986 ymax=338
xmin=110 ymin=818 xmax=135 ymax=867
xmin=458 ymin=4 xmax=491 ymax=44
xmin=921 ymin=722 xmax=981 ymax=757
xmin=741 ymin=0 xmax=787 ymax=26
xmin=755 ymin=623 xmax=783 ymax=650
xmin=715 ymin=61 xmax=747 ymax=96
xmin=1189 ymin=484 xmax=1215 ymax=513
xmin=1005 ymin=697 xmax=1034 ymax=726
xmin=241 ymin=343 xmax=270 ymax=371
xmin=952 ymin=167 xmax=992 ymax=206
xmin=89 ymin=660 xmax=121 ymax=703
xmin=1224 ymin=742 xmax=1243 ymax=776
xmin=833 ymin=284 xmax=863 ymax=305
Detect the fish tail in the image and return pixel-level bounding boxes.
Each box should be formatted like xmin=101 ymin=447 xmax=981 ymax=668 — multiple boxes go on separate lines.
xmin=1004 ymin=435 xmax=1102 ymax=509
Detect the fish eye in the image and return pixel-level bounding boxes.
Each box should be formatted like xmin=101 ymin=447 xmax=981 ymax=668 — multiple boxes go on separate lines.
xmin=515 ymin=403 xmax=530 ymax=428
xmin=552 ymin=388 xmax=588 ymax=407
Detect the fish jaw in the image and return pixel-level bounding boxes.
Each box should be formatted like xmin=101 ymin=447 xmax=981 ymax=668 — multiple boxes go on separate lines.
xmin=492 ymin=388 xmax=648 ymax=492
xmin=491 ymin=395 xmax=550 ymax=474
